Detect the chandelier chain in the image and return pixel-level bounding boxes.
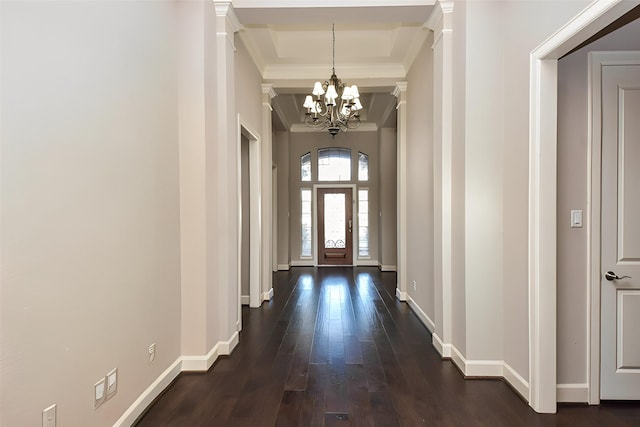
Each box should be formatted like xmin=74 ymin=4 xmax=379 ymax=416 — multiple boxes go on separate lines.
xmin=332 ymin=23 xmax=336 ymax=75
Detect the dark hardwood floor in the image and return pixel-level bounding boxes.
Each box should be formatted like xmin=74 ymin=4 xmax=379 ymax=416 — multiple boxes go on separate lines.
xmin=136 ymin=267 xmax=640 ymax=426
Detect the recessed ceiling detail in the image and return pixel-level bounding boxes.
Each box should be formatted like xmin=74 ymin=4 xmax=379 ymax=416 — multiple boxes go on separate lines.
xmin=232 ymin=2 xmax=435 ymax=132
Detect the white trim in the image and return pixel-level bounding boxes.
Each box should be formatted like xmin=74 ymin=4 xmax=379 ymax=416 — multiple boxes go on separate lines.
xmin=393 ymin=82 xmax=408 ymax=307
xmin=465 ymin=359 xmax=504 ymax=377
xmin=238 ymin=119 xmax=262 ymax=310
xmin=504 ymin=362 xmax=531 ymax=401
xmin=262 ymin=287 xmax=274 ymax=301
xmin=557 ymin=383 xmax=589 ymax=403
xmin=290 ymin=122 xmax=378 ymax=133
xmin=432 ymin=332 xmax=451 ymax=358
xmin=113 ymin=358 xmax=182 ymax=427
xmin=395 ymin=287 xmax=407 ymax=301
xmin=182 ymin=331 xmax=240 ymax=372
xmin=118 ymin=332 xmax=240 ymax=424
xmin=528 ymin=0 xmax=639 ymax=412
xmin=379 ymin=264 xmax=397 ymax=272
xmin=232 ymin=0 xmax=436 ymax=7
xmin=291 ymin=260 xmax=315 ymax=267
xmin=447 ymin=347 xmax=530 ymax=400
xmin=263 ymin=63 xmax=406 ymax=82
xmin=241 ymin=295 xmax=250 ymax=305
xmin=406 ymin=294 xmax=435 ymax=332
xmin=450 ymin=345 xmax=465 ymax=373
xmin=357 ymin=259 xmax=379 ymax=267
xmin=277 ymin=263 xmax=291 ymax=271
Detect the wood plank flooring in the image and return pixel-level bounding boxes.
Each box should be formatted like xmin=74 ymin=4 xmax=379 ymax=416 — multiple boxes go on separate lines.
xmin=136 ymin=267 xmax=640 ymax=426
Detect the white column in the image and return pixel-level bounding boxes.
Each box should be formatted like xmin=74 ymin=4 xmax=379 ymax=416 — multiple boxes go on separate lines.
xmin=427 ymin=0 xmax=454 ymax=356
xmin=213 ymin=2 xmax=241 ymax=342
xmin=393 ymin=82 xmax=408 ymax=301
xmin=261 ymin=84 xmax=276 ymax=301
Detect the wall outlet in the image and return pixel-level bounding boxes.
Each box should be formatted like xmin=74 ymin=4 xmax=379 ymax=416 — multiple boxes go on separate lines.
xmin=149 ymin=343 xmax=156 ymax=364
xmin=94 ymin=377 xmax=106 ymax=409
xmin=106 ymin=368 xmax=118 ymax=400
xmin=42 ymin=404 xmax=56 ymax=427
xmin=412 ymin=280 xmax=417 ymax=291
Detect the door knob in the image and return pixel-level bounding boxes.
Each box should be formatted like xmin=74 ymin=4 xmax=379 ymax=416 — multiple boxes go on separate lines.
xmin=605 ymin=271 xmax=632 ymax=281
xmin=348 ymin=220 xmax=352 ymax=233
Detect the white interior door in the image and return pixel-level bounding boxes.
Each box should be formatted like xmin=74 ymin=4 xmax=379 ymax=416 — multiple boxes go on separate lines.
xmin=600 ymin=59 xmax=640 ymax=399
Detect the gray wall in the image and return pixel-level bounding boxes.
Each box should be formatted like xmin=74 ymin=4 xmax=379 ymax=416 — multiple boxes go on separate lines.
xmin=1 ymin=2 xmax=182 ymax=424
xmin=405 ymin=31 xmax=435 ymax=322
xmin=557 ymin=17 xmax=640 ymax=385
xmin=378 ymin=127 xmax=398 ymax=269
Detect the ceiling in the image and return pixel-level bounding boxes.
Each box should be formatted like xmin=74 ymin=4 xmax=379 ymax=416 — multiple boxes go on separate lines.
xmin=232 ymin=3 xmax=436 ymax=132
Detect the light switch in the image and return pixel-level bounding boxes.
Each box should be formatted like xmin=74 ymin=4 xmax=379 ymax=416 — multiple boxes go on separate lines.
xmin=94 ymin=378 xmax=106 ymax=409
xmin=571 ymin=210 xmax=583 ymax=228
xmin=42 ymin=404 xmax=56 ymax=427
xmin=106 ymin=368 xmax=118 ymax=400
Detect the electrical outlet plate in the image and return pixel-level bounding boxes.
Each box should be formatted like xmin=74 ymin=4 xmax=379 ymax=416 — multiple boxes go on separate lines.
xmin=149 ymin=343 xmax=156 ymax=364
xmin=106 ymin=368 xmax=118 ymax=400
xmin=42 ymin=404 xmax=56 ymax=427
xmin=94 ymin=377 xmax=106 ymax=409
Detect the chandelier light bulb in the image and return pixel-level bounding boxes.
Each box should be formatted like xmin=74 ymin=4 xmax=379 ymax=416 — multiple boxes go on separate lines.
xmin=303 ymin=95 xmax=314 ymax=109
xmin=341 ymin=86 xmax=353 ymax=100
xmin=312 ymin=82 xmax=325 ymax=96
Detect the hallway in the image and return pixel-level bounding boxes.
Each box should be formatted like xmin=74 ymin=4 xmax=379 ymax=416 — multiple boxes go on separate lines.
xmin=136 ymin=268 xmax=640 ymax=426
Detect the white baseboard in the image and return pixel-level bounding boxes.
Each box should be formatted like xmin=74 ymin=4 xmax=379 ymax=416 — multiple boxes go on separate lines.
xmin=277 ymin=263 xmax=290 ymax=271
xmin=465 ymin=359 xmax=504 ymax=377
xmin=406 ymin=295 xmax=435 ymax=333
xmin=557 ymin=383 xmax=589 ymax=403
xmin=432 ymin=333 xmax=451 ymax=358
xmin=395 ymin=288 xmax=407 ymax=301
xmin=445 ymin=345 xmax=530 ymax=402
xmin=118 ymin=330 xmax=240 ymax=425
xmin=503 ymin=362 xmax=530 ymax=401
xmin=357 ymin=259 xmax=379 ymax=266
xmin=182 ymin=331 xmax=239 ymax=372
xmin=113 ymin=357 xmax=182 ymax=427
xmin=241 ymin=295 xmax=250 ymax=305
xmin=262 ymin=287 xmax=274 ymax=301
xmin=291 ymin=260 xmax=314 ymax=267
xmin=450 ymin=344 xmax=465 ymax=372
xmin=379 ymin=264 xmax=397 ymax=272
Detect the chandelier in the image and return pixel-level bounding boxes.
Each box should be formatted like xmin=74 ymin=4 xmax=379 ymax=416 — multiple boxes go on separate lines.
xmin=303 ymin=24 xmax=363 ymax=137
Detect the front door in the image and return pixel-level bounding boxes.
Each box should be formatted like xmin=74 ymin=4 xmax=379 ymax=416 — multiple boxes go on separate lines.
xmin=600 ymin=54 xmax=640 ymax=399
xmin=317 ymin=188 xmax=353 ymax=265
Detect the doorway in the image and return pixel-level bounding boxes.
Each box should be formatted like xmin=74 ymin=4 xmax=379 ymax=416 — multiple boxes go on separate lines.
xmin=238 ymin=122 xmax=261 ymax=321
xmin=317 ymin=187 xmax=353 ymax=265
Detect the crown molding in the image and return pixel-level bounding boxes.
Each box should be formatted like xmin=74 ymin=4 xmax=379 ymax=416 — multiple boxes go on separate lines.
xmin=231 ymin=0 xmax=436 ymax=8
xmin=263 ymin=63 xmax=407 ymax=82
xmin=290 ymin=122 xmax=378 ymax=133
xmin=424 ymin=0 xmax=453 ymax=30
xmin=237 ymin=31 xmax=266 ymax=76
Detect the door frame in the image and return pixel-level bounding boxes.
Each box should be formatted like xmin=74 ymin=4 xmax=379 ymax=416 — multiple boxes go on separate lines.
xmin=237 ymin=118 xmax=262 ymax=326
xmin=313 ymin=184 xmax=357 ymax=266
xmin=529 ymin=0 xmax=639 ymax=412
xmin=588 ymin=51 xmax=640 ymax=404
